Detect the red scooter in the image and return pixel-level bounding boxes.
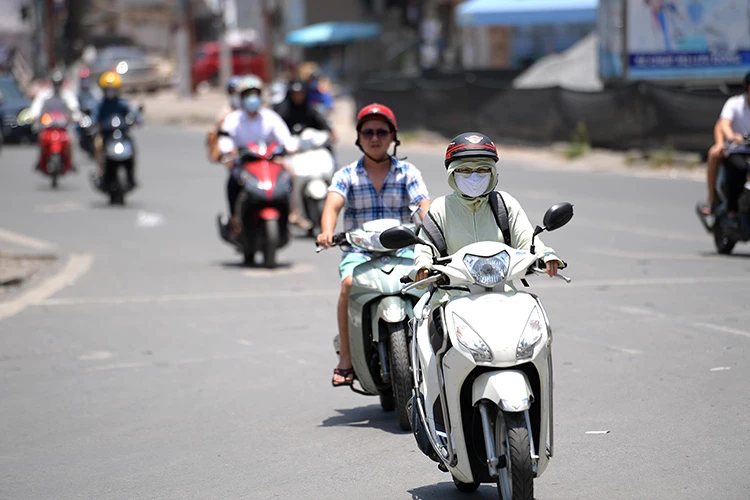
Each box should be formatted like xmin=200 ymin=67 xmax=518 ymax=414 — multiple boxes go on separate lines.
xmin=37 ymin=111 xmax=74 ymax=188
xmin=217 ymin=141 xmax=292 ymax=268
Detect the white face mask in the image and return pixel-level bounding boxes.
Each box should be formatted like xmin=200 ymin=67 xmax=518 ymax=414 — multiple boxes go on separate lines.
xmin=455 ymin=172 xmax=492 ymax=198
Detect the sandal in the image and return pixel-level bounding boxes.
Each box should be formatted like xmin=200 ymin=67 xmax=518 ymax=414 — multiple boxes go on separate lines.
xmin=699 ymin=203 xmax=712 ymax=216
xmin=332 ymin=367 xmax=355 ymax=387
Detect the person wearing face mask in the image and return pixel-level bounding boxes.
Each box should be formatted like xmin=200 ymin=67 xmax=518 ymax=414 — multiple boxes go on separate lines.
xmin=217 ymin=75 xmax=313 ymax=234
xmin=316 ymin=103 xmax=431 ymax=387
xmin=413 ymin=132 xmax=564 ymax=283
xmin=91 ymin=71 xmax=143 ymax=188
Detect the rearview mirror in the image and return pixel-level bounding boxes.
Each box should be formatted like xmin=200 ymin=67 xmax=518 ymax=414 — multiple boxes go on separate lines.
xmin=380 ymin=226 xmax=423 ymax=250
xmin=0 ymin=91 xmax=5 ymax=105
xmin=542 ymin=202 xmax=574 ymax=232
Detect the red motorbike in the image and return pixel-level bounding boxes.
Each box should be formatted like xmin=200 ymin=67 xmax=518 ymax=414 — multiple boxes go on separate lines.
xmin=217 ymin=141 xmax=292 ymax=268
xmin=37 ymin=111 xmax=74 ymax=188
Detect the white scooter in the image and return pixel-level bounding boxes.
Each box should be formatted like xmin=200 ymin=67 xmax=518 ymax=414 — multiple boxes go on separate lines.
xmin=379 ymin=202 xmax=573 ymax=500
xmin=286 ymin=127 xmax=336 ymax=236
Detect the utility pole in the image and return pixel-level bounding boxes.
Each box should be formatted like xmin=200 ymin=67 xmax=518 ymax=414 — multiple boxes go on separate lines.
xmin=175 ymin=0 xmax=193 ymax=97
xmin=45 ymin=0 xmax=55 ymax=71
xmin=219 ymin=0 xmax=232 ymax=88
xmin=263 ymin=0 xmax=275 ymax=82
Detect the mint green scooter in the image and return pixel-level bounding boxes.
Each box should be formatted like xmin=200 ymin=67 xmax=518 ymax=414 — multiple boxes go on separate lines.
xmin=318 ymin=218 xmax=425 ymax=430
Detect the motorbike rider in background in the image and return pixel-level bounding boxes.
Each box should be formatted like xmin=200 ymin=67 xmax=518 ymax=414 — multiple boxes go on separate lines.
xmin=274 ymin=77 xmax=335 ymax=139
xmin=700 ymin=71 xmax=750 ymax=218
xmin=315 ymin=103 xmax=431 ymax=387
xmin=216 ymin=75 xmax=313 ymax=234
xmin=29 ymin=70 xmax=81 ymax=172
xmin=413 ymin=132 xmax=563 ymax=283
xmin=92 ymin=70 xmax=143 ymax=189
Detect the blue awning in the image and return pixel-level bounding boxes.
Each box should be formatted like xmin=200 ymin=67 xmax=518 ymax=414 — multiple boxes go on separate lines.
xmin=285 ymin=22 xmax=382 ymax=47
xmin=457 ymin=0 xmax=598 ymax=27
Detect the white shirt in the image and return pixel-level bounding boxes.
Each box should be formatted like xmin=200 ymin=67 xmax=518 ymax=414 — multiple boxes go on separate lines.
xmin=218 ymin=108 xmax=292 ymax=155
xmin=719 ymin=95 xmax=750 ymax=136
xmin=29 ymin=87 xmax=81 ymax=121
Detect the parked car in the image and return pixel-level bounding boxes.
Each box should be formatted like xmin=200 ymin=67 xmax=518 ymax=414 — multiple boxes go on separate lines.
xmin=91 ymin=46 xmax=165 ymax=94
xmin=0 ymin=74 xmax=36 ymax=143
xmin=192 ymin=42 xmax=268 ymax=88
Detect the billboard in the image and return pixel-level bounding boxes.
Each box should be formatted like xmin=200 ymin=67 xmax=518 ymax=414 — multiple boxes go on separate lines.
xmin=626 ymin=0 xmax=750 ymax=81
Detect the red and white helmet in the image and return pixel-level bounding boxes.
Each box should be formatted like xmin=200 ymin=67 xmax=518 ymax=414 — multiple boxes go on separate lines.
xmin=356 ymin=103 xmax=398 ymax=133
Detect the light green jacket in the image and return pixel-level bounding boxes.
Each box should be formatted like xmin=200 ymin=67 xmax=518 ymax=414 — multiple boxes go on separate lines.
xmin=414 ymin=190 xmax=560 ymax=272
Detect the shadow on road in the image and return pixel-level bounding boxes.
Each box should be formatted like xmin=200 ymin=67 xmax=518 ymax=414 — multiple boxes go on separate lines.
xmin=319 ymin=404 xmax=408 ymax=435
xmin=216 ymin=260 xmax=295 ymax=270
xmin=409 ymin=482 xmax=499 ymax=500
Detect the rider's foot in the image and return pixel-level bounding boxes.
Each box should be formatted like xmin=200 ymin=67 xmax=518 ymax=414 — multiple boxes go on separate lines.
xmin=700 ymin=203 xmax=712 ymax=216
xmin=332 ymin=366 xmax=355 ymax=387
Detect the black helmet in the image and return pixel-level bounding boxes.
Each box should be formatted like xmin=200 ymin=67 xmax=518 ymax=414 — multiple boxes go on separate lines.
xmin=444 ymin=132 xmax=499 ymax=168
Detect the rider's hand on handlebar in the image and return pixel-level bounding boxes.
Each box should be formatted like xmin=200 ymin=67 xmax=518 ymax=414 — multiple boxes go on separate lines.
xmin=545 ymin=260 xmax=560 ymax=278
xmin=415 ymin=267 xmax=430 ymax=282
xmin=317 ymin=231 xmax=335 ymax=248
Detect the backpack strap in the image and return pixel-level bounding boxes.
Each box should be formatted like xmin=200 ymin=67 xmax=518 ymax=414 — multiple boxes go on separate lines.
xmin=421 ymin=210 xmax=448 ymax=257
xmin=489 ymin=191 xmax=512 ymax=247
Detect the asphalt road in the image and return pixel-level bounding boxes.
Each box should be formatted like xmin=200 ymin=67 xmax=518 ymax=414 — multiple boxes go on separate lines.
xmin=1 ymin=126 xmax=749 ymax=500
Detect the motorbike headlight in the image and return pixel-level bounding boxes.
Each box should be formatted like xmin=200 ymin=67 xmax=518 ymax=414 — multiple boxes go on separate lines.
xmin=463 ymin=251 xmax=509 ymax=288
xmin=17 ymin=108 xmax=33 ymax=125
xmin=516 ymin=306 xmax=545 ymax=360
xmin=453 ymin=313 xmax=493 ymax=363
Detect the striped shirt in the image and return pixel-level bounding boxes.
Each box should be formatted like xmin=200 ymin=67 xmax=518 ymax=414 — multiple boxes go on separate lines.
xmin=329 ymin=157 xmax=429 ymax=253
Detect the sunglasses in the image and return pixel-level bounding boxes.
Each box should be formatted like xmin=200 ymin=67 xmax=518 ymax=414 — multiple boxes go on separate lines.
xmin=360 ymin=128 xmax=391 ymax=140
xmin=454 ymin=167 xmax=492 ymax=174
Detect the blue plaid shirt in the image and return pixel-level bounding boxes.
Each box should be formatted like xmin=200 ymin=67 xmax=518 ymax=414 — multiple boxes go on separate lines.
xmin=329 ymin=156 xmax=429 ymax=250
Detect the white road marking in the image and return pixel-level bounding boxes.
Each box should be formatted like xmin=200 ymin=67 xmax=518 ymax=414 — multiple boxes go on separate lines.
xmin=241 ymin=263 xmax=314 ymax=278
xmin=561 ymin=333 xmax=644 ymax=355
xmin=695 ymin=322 xmax=750 ymax=339
xmin=236 ymin=339 xmax=254 ymax=346
xmin=0 ymin=253 xmax=93 ymax=321
xmin=710 ymin=366 xmax=732 ymax=372
xmin=86 ymin=362 xmax=152 ymax=372
xmin=610 ymin=306 xmax=669 ymax=319
xmin=33 ymin=201 xmax=85 ymax=214
xmin=78 ymin=351 xmax=114 ymax=361
xmin=0 ymin=227 xmax=57 ymax=251
xmin=585 ymin=430 xmax=611 ymax=435
xmin=585 ymin=248 xmax=708 ymax=261
xmin=39 ymin=287 xmax=336 ymax=306
xmin=136 ymin=211 xmax=165 ymax=228
xmin=573 ymin=219 xmax=696 ymax=242
xmin=534 ymin=274 xmax=750 ymax=290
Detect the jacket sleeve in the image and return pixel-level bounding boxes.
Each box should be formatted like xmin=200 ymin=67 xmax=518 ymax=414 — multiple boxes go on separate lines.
xmin=503 ymin=192 xmax=562 ymax=264
xmin=414 ymin=198 xmax=445 ymax=271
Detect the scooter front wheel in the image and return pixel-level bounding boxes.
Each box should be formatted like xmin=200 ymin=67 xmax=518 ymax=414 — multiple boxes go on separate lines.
xmin=496 ymin=411 xmax=533 ymax=500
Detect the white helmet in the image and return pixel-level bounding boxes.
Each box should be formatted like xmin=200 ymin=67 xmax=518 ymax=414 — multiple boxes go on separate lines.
xmin=236 ymin=74 xmax=264 ymax=94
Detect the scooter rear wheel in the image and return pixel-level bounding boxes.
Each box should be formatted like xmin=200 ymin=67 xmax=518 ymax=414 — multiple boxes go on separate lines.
xmin=452 ymin=476 xmax=480 ymax=493
xmin=713 ymin=224 xmax=735 ymax=254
